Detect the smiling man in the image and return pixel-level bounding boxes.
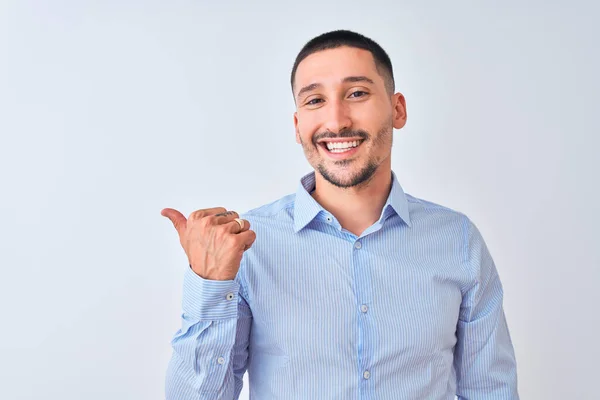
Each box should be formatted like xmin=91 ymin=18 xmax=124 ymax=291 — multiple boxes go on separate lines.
xmin=163 ymin=30 xmax=519 ymax=399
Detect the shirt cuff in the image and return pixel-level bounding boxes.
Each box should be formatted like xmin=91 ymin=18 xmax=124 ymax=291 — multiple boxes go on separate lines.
xmin=182 ymin=265 xmax=241 ymax=321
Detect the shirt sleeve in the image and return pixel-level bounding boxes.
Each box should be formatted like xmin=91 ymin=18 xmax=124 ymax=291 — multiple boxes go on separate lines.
xmin=165 ymin=265 xmax=252 ymax=400
xmin=454 ymin=218 xmax=519 ymax=399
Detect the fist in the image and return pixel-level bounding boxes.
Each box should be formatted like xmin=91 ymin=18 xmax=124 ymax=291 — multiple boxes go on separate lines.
xmin=161 ymin=207 xmax=256 ymax=281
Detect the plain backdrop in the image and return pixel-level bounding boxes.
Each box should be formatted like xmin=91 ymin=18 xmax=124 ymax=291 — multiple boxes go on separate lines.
xmin=1 ymin=1 xmax=599 ymax=399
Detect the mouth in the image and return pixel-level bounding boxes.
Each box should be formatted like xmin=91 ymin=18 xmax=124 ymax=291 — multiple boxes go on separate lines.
xmin=317 ymin=138 xmax=365 ymax=159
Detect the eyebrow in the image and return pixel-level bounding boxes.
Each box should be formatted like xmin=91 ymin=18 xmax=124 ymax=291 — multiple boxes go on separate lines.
xmin=296 ymin=76 xmax=375 ymax=100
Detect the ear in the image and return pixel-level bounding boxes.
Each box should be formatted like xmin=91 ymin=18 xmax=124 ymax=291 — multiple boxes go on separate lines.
xmin=392 ymin=93 xmax=407 ymax=130
xmin=294 ymin=112 xmax=301 ymax=144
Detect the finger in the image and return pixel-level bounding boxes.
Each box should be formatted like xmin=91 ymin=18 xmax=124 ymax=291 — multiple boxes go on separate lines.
xmin=161 ymin=208 xmax=187 ymax=235
xmin=189 ymin=207 xmax=228 ymax=221
xmin=213 ymin=210 xmax=240 ymax=225
xmin=237 ymin=229 xmax=256 ymax=250
xmin=226 ymin=218 xmax=249 ymax=234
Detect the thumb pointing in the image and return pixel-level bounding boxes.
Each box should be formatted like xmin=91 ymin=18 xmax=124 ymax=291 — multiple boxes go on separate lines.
xmin=161 ymin=208 xmax=187 ymax=235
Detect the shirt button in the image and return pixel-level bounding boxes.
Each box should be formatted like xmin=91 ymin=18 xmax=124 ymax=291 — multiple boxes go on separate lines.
xmin=226 ymin=292 xmax=234 ymax=301
xmin=326 ymin=216 xmax=332 ymax=223
xmin=361 ymin=304 xmax=368 ymax=313
xmin=363 ymin=370 xmax=371 ymax=379
xmin=217 ymin=357 xmax=225 ymax=365
xmin=354 ymin=241 xmax=362 ymax=249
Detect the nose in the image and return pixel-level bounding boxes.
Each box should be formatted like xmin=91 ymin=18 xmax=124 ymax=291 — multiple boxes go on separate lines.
xmin=322 ymin=98 xmax=352 ymax=134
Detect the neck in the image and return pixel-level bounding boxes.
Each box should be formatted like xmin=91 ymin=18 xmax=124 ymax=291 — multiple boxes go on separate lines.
xmin=311 ymin=162 xmax=392 ymax=237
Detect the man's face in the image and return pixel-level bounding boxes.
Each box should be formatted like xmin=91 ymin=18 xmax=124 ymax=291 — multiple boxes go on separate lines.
xmin=293 ymin=46 xmax=406 ymax=189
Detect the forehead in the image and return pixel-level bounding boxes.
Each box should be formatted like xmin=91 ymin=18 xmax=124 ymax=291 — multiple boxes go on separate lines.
xmin=294 ymin=46 xmax=381 ymax=91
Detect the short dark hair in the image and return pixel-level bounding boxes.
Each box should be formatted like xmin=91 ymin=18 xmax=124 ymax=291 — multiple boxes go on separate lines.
xmin=290 ymin=30 xmax=395 ymax=97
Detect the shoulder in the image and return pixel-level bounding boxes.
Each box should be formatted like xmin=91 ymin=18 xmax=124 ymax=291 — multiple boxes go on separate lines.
xmin=239 ymin=192 xmax=296 ymax=224
xmin=405 ymin=192 xmax=470 ymax=224
xmin=404 ymin=192 xmax=480 ymax=250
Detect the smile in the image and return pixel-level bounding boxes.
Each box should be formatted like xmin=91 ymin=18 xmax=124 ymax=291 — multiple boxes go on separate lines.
xmin=317 ymin=139 xmax=365 ymax=158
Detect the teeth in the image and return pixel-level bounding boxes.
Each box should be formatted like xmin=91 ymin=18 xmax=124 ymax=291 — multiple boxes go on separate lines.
xmin=325 ymin=140 xmax=361 ymax=152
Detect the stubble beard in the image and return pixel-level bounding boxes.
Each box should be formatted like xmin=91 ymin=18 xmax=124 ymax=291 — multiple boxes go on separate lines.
xmin=300 ymin=121 xmax=393 ymax=189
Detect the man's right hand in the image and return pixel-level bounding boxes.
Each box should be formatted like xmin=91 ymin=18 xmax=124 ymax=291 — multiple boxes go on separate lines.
xmin=161 ymin=207 xmax=256 ymax=281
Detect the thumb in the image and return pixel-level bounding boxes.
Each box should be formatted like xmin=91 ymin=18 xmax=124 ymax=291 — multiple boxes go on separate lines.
xmin=161 ymin=208 xmax=187 ymax=235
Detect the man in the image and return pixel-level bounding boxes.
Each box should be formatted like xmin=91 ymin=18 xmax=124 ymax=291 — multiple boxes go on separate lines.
xmin=162 ymin=30 xmax=519 ymax=399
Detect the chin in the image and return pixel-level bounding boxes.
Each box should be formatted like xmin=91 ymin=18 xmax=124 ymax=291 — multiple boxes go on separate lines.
xmin=317 ymin=163 xmax=377 ymax=189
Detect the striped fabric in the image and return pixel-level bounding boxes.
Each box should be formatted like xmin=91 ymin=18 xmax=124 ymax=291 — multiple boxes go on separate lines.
xmin=165 ymin=170 xmax=519 ymax=399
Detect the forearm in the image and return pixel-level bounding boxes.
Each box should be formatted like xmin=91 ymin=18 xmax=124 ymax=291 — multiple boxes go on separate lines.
xmin=165 ymin=266 xmax=251 ymax=400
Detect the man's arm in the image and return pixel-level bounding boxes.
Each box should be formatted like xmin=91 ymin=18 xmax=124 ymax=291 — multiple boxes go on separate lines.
xmin=454 ymin=218 xmax=519 ymax=399
xmin=165 ymin=266 xmax=252 ymax=400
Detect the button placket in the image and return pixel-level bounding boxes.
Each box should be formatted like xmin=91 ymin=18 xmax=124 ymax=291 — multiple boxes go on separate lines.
xmin=352 ymin=237 xmax=373 ymax=395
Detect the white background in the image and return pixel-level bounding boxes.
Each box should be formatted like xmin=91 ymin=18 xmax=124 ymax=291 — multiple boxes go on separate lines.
xmin=1 ymin=1 xmax=598 ymax=399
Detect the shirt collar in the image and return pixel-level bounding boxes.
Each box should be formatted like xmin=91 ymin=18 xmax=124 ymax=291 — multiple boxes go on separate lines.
xmin=293 ymin=170 xmax=412 ymax=233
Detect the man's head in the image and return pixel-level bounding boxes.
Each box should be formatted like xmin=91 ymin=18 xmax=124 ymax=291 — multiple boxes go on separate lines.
xmin=291 ymin=30 xmax=407 ymax=189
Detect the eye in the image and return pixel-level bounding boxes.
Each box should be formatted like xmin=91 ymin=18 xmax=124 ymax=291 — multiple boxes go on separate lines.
xmin=306 ymin=98 xmax=323 ymax=106
xmin=349 ymin=90 xmax=368 ymax=98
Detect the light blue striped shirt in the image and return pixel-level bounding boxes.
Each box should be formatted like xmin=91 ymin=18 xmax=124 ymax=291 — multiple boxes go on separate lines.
xmin=165 ymin=170 xmax=519 ymax=399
